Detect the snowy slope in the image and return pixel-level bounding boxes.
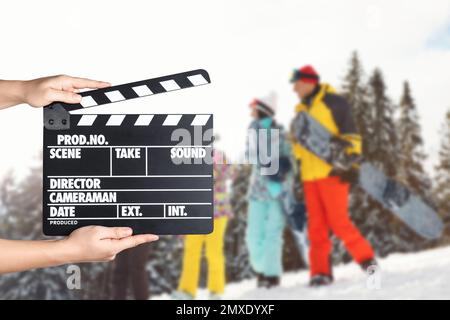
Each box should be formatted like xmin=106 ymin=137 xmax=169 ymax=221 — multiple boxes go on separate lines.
xmin=154 ymin=245 xmax=450 ymax=300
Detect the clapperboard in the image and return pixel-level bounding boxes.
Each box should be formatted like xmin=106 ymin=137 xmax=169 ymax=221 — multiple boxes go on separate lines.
xmin=43 ymin=70 xmax=213 ymax=236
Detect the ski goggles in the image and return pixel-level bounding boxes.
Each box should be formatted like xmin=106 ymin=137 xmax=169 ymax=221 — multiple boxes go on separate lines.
xmin=290 ymin=69 xmax=320 ymax=83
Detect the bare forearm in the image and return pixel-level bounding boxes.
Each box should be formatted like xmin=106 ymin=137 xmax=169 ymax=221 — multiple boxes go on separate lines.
xmin=0 ymin=239 xmax=71 ymax=274
xmin=0 ymin=80 xmax=26 ymax=110
xmin=0 ymin=226 xmax=158 ymax=274
xmin=0 ymin=75 xmax=111 ymax=110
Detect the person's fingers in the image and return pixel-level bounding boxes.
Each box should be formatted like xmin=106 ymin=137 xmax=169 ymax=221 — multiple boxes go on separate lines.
xmin=69 ymin=77 xmax=111 ymax=89
xmin=97 ymin=226 xmax=133 ymax=239
xmin=113 ymin=234 xmax=159 ymax=252
xmin=48 ymin=89 xmax=82 ymax=104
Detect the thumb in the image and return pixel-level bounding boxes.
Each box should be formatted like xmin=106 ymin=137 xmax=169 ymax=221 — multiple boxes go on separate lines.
xmin=48 ymin=89 xmax=82 ymax=104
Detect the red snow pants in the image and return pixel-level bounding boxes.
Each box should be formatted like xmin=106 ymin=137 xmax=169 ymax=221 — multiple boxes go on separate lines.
xmin=304 ymin=176 xmax=374 ymax=276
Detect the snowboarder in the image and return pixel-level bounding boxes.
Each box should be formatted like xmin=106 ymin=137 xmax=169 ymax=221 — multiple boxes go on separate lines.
xmin=245 ymin=92 xmax=291 ymax=288
xmin=172 ymin=147 xmax=234 ymax=300
xmin=290 ymin=65 xmax=377 ymax=287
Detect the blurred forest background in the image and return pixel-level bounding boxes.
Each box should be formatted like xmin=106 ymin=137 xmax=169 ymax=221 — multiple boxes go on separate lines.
xmin=0 ymin=52 xmax=449 ymax=299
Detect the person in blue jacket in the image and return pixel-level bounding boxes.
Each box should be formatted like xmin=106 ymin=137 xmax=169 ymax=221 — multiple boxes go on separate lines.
xmin=245 ymin=92 xmax=291 ymax=288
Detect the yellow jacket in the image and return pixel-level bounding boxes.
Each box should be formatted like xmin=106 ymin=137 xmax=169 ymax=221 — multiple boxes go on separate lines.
xmin=292 ymin=83 xmax=361 ymax=182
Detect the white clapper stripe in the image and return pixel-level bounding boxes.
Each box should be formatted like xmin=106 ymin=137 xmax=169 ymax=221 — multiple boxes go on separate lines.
xmin=191 ymin=115 xmax=210 ymax=126
xmin=188 ymin=74 xmax=208 ymax=86
xmin=77 ymin=115 xmax=97 ymax=126
xmin=160 ymin=80 xmax=180 ymax=91
xmin=105 ymin=90 xmax=125 ymax=102
xmin=132 ymin=85 xmax=153 ymax=97
xmin=163 ymin=114 xmax=182 ymax=126
xmin=80 ymin=96 xmax=97 ymax=108
xmin=134 ymin=115 xmax=154 ymax=126
xmin=106 ymin=115 xmax=126 ymax=126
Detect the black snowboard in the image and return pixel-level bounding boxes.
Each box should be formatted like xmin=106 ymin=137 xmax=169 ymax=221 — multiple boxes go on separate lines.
xmin=292 ymin=112 xmax=443 ymax=240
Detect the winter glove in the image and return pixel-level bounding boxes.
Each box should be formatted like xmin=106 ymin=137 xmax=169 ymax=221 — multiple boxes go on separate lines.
xmin=330 ymin=149 xmax=362 ymax=185
xmin=293 ymin=177 xmax=305 ymax=202
xmin=267 ymin=156 xmax=292 ymax=182
xmin=336 ymin=167 xmax=360 ymax=185
xmin=330 ymin=137 xmax=360 ymax=171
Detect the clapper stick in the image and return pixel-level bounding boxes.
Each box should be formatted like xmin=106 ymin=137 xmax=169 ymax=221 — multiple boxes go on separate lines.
xmin=43 ymin=69 xmax=210 ymax=130
xmin=42 ymin=69 xmax=214 ymax=236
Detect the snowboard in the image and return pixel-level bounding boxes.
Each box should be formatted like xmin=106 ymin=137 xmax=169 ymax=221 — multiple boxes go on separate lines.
xmin=279 ymin=176 xmax=309 ymax=266
xmin=292 ymin=112 xmax=444 ymax=240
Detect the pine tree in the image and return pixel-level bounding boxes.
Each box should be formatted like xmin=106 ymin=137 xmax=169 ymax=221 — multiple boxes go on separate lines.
xmin=337 ymin=51 xmax=372 ymax=263
xmin=357 ymin=68 xmax=398 ymax=256
xmin=435 ymin=109 xmax=450 ymax=241
xmin=340 ymin=57 xmax=426 ymax=259
xmin=147 ymin=235 xmax=183 ymax=296
xmin=397 ymin=81 xmax=431 ymax=197
xmin=364 ymin=69 xmax=425 ymax=253
xmin=366 ymin=69 xmax=399 ymax=173
xmin=341 ymin=51 xmax=371 ymax=149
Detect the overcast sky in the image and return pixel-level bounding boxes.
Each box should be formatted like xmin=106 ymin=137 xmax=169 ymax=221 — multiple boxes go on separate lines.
xmin=0 ymin=0 xmax=449 ymax=178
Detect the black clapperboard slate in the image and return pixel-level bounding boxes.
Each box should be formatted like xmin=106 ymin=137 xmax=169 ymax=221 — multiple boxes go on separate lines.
xmin=43 ymin=70 xmax=213 ymax=236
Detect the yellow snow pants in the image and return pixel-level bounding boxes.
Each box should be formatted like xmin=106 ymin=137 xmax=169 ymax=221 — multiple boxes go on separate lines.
xmin=178 ymin=216 xmax=228 ymax=296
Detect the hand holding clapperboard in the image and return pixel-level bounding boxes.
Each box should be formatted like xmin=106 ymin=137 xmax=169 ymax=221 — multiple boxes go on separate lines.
xmin=43 ymin=70 xmax=213 ymax=236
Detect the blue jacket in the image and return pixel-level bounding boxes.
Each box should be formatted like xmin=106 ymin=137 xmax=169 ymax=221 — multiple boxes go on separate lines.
xmin=246 ymin=118 xmax=292 ymax=201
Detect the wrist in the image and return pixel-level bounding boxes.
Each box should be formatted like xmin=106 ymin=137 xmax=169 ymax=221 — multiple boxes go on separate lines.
xmin=9 ymin=80 xmax=28 ymax=105
xmin=49 ymin=238 xmax=81 ymax=265
xmin=18 ymin=80 xmax=32 ymax=106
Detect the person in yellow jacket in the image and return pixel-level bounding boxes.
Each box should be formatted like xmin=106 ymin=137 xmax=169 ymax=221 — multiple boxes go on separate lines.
xmin=290 ymin=65 xmax=376 ymax=287
xmin=172 ymin=148 xmax=234 ymax=300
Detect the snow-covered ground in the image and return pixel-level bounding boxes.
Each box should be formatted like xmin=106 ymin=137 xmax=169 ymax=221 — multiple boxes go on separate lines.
xmin=154 ymin=245 xmax=450 ymax=300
